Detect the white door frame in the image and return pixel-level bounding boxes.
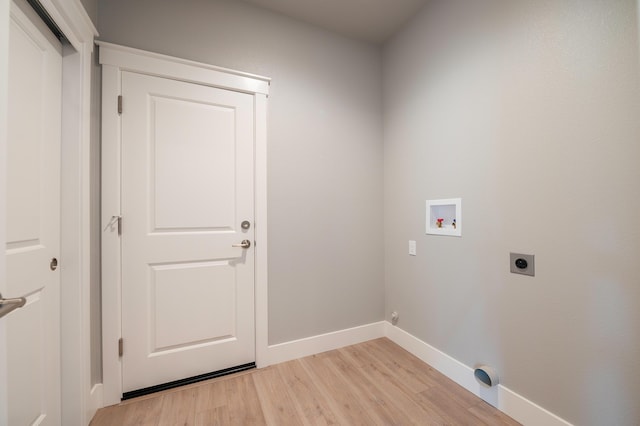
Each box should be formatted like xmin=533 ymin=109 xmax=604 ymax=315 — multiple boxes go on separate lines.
xmin=0 ymin=1 xmax=9 ymax=422
xmin=98 ymin=41 xmax=270 ymax=406
xmin=0 ymin=0 xmax=97 ymax=424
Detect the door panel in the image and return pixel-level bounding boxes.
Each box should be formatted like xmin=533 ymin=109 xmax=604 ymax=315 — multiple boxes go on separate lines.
xmin=121 ymin=71 xmax=255 ymax=393
xmin=152 ymin=97 xmax=236 ymax=231
xmin=6 ymin=0 xmax=62 ymax=424
xmin=151 ymin=261 xmax=236 ymax=351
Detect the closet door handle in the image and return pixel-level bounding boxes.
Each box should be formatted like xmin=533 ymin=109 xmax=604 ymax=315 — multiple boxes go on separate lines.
xmin=0 ymin=292 xmax=27 ymax=319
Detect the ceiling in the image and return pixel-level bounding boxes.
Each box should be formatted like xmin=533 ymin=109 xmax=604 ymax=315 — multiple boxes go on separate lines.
xmin=239 ymin=0 xmax=429 ymax=44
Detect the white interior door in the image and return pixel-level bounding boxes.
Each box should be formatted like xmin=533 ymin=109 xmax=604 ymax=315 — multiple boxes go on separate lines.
xmin=4 ymin=0 xmax=62 ymax=424
xmin=120 ymin=71 xmax=256 ymax=393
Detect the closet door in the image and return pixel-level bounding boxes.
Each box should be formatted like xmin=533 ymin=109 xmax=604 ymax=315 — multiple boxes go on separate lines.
xmin=4 ymin=0 xmax=62 ymax=423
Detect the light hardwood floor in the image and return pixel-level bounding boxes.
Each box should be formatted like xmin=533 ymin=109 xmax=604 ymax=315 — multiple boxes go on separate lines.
xmin=91 ymin=338 xmax=520 ymax=425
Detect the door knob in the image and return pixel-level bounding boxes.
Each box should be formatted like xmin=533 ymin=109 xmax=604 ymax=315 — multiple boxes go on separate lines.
xmin=50 ymin=258 xmax=58 ymax=271
xmin=232 ymin=240 xmax=251 ymax=249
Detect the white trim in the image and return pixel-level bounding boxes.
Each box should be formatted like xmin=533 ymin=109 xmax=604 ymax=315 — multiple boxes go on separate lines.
xmin=96 ymin=41 xmax=270 ymax=95
xmin=384 ymin=323 xmax=573 ymax=426
xmin=254 ymin=93 xmax=270 ymax=368
xmin=60 ymin=42 xmax=85 ymax=425
xmin=263 ymin=322 xmax=386 ymax=366
xmin=100 ymin=43 xmax=270 ymax=406
xmin=89 ymin=383 xmax=103 ymax=415
xmin=0 ymin=1 xmax=9 ymax=424
xmin=39 ymin=0 xmax=96 ymax=52
xmin=100 ymin=62 xmax=122 ymax=407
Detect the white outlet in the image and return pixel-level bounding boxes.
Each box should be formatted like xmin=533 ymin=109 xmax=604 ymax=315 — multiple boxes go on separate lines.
xmin=408 ymin=240 xmax=416 ymax=256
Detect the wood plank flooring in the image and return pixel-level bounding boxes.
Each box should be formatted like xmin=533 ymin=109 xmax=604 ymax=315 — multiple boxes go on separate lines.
xmin=91 ymin=338 xmax=520 ymax=425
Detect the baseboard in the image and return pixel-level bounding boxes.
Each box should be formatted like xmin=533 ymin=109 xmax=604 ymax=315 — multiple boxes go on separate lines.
xmin=384 ymin=323 xmax=573 ymax=426
xmin=263 ymin=321 xmax=386 ymax=366
xmin=87 ymin=383 xmax=103 ymax=423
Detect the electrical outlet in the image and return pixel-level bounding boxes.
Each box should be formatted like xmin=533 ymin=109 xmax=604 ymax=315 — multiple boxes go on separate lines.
xmin=510 ymin=253 xmax=534 ymax=276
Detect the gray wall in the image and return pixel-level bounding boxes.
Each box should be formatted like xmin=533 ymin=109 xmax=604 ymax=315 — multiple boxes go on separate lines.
xmin=97 ymin=0 xmax=385 ymax=345
xmin=79 ymin=0 xmax=97 ymax=28
xmin=383 ymin=1 xmax=640 ymax=425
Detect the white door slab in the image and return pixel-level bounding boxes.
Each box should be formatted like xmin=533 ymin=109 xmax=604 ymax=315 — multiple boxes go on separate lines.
xmin=5 ymin=0 xmax=62 ymax=423
xmin=120 ymin=71 xmax=255 ymax=393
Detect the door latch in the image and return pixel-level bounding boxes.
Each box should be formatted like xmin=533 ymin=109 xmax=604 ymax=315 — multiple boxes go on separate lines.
xmin=104 ymin=215 xmax=122 ymax=235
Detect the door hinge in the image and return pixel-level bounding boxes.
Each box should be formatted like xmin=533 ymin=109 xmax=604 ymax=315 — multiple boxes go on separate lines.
xmin=118 ymin=338 xmax=124 ymax=357
xmin=117 ymin=95 xmax=123 ymax=114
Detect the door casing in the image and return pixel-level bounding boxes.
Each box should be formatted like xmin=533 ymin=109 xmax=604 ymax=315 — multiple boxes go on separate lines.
xmin=98 ymin=41 xmax=270 ymax=406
